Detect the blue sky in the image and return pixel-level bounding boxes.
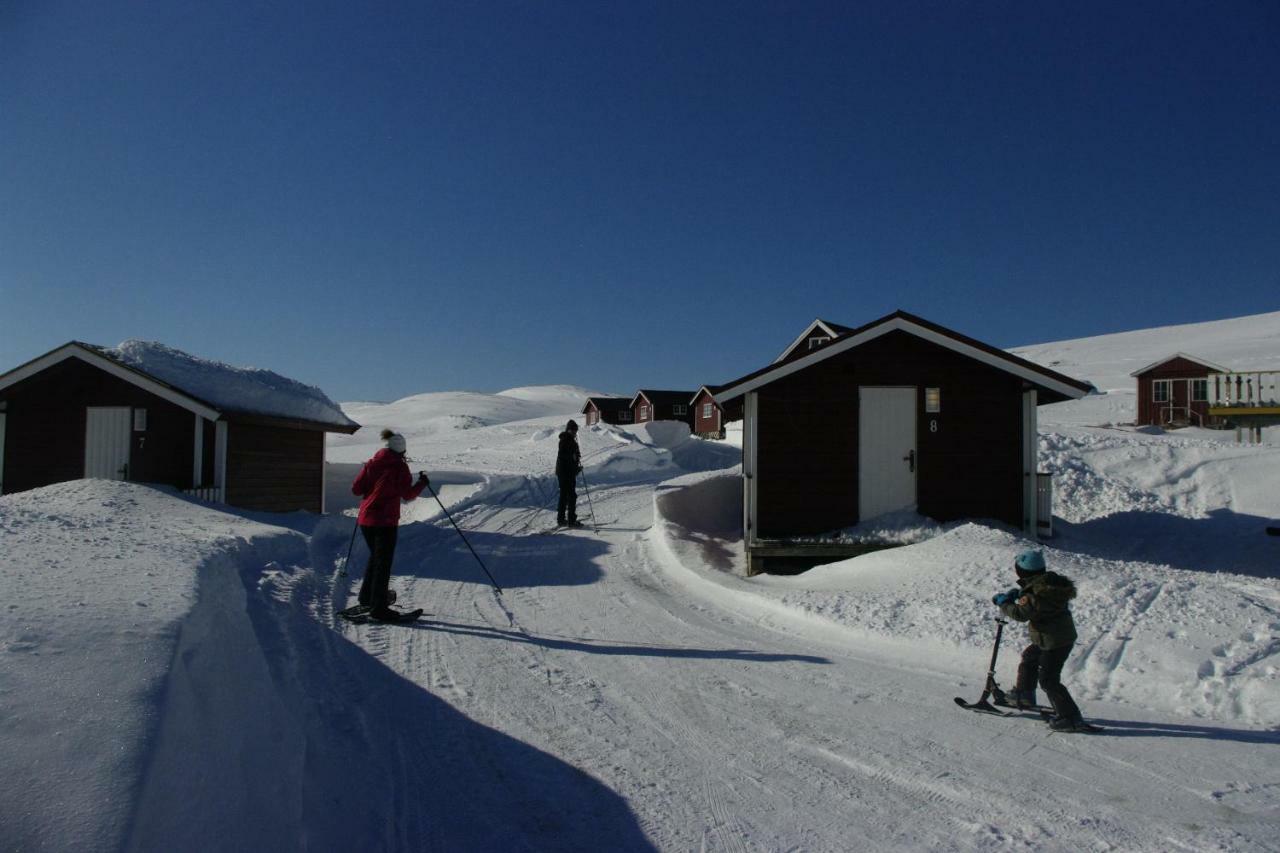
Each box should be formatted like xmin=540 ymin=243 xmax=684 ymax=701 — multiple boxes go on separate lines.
xmin=2 ymin=1 xmax=1277 ymax=403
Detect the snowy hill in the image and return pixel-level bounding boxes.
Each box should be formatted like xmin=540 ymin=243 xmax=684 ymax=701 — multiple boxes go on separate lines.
xmin=4 ymin=315 xmax=1280 ymax=851
xmin=330 ymin=384 xmax=609 ymax=463
xmin=1012 ymin=310 xmax=1280 ymax=429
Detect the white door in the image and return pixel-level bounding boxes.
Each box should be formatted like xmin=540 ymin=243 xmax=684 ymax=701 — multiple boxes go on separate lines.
xmin=85 ymin=407 xmax=132 ymax=480
xmin=859 ymin=387 xmax=917 ymax=520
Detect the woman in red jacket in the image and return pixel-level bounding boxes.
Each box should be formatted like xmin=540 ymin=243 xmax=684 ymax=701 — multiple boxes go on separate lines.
xmin=351 ymin=429 xmax=429 ymax=621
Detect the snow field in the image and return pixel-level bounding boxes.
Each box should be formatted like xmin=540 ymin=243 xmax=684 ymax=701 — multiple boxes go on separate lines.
xmin=6 ymin=311 xmax=1280 ymax=851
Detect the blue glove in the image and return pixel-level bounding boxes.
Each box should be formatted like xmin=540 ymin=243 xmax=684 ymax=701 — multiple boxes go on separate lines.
xmin=992 ymin=588 xmax=1020 ymax=606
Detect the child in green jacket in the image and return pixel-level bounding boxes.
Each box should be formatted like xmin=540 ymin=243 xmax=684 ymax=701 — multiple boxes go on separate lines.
xmin=993 ymin=549 xmax=1088 ymax=731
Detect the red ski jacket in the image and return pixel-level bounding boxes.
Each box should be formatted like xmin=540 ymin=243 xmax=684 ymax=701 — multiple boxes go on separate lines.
xmin=351 ymin=449 xmax=427 ymax=527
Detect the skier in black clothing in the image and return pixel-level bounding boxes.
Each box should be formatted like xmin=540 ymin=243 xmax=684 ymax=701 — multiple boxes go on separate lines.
xmin=556 ymin=419 xmax=582 ymax=526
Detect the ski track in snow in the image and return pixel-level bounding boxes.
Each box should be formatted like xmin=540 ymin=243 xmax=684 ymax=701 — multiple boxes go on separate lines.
xmin=316 ymin=458 xmax=1279 ymax=851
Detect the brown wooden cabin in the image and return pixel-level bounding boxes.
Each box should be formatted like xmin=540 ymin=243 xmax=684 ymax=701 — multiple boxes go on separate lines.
xmin=690 ymin=385 xmax=743 ymax=439
xmin=0 ymin=341 xmax=360 ymax=513
xmin=630 ymin=390 xmax=696 ymax=427
xmin=713 ymin=310 xmax=1093 ymax=574
xmin=1130 ymin=353 xmax=1227 ymax=428
xmin=690 ymin=386 xmax=725 ymax=438
xmin=774 ymin=318 xmax=855 ymax=365
xmin=582 ymin=396 xmax=634 ymax=426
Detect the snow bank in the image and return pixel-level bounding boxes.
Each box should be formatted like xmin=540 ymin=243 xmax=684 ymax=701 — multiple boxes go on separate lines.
xmin=0 ymin=481 xmax=306 ymax=851
xmin=106 ymin=340 xmax=357 ymax=429
xmin=651 ymin=467 xmax=1280 ymax=727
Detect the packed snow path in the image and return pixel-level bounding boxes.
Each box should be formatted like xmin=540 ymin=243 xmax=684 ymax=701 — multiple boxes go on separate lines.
xmin=328 ymin=478 xmax=1278 ymax=852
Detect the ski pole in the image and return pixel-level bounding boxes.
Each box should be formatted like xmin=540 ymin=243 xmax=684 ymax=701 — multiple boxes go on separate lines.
xmin=578 ymin=467 xmax=599 ymax=532
xmin=426 ymin=481 xmax=503 ymax=594
xmin=339 ymin=519 xmax=359 ymax=577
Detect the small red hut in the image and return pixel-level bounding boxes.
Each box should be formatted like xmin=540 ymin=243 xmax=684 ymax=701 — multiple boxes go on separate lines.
xmin=1130 ymin=353 xmax=1227 ymax=427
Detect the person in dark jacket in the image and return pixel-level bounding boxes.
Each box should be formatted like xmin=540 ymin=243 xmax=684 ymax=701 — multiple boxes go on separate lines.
xmin=351 ymin=429 xmax=429 ymax=620
xmin=555 ymin=419 xmax=582 ymax=526
xmin=994 ymin=549 xmax=1088 ymax=731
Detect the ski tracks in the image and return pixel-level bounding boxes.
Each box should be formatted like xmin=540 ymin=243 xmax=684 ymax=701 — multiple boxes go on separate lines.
xmin=1077 ymin=577 xmax=1166 ymax=701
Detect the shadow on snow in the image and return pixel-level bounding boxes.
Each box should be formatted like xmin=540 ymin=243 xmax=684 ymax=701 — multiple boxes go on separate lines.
xmin=406 ymin=617 xmax=830 ymax=665
xmin=1053 ymin=508 xmax=1280 ymax=578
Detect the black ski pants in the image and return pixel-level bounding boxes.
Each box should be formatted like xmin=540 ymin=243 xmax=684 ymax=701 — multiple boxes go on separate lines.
xmin=358 ymin=525 xmax=398 ymax=608
xmin=557 ymin=472 xmax=578 ymax=523
xmin=1016 ymin=642 xmax=1082 ymax=721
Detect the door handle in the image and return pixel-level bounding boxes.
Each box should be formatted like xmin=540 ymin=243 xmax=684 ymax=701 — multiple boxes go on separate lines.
xmin=902 ymin=450 xmax=915 ymax=473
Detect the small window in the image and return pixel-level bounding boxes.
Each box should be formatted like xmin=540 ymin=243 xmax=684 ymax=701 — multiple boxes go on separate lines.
xmin=672 ymin=404 xmax=687 ymax=416
xmin=1191 ymin=379 xmax=1207 ymax=402
xmin=617 ymin=410 xmax=632 ymax=422
xmin=1153 ymin=380 xmax=1171 ymax=403
xmin=133 ymin=409 xmax=148 ymax=431
xmin=639 ymin=405 xmax=649 ymax=420
xmin=702 ymin=402 xmax=713 ymax=419
xmin=808 ymin=336 xmax=831 ymax=350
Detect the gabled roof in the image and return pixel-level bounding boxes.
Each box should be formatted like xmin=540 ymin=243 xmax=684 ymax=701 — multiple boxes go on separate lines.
xmin=715 ymin=310 xmax=1094 ymax=406
xmin=630 ymin=389 xmax=697 ymax=409
xmin=774 ymin=318 xmax=857 ymax=363
xmin=690 ymin=384 xmax=725 ymax=405
xmin=1128 ymin=353 xmax=1230 ymax=378
xmin=0 ymin=341 xmax=360 ymax=433
xmin=581 ymin=396 xmax=632 ymax=414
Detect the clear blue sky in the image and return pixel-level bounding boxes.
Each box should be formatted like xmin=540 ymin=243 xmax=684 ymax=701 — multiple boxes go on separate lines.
xmin=3 ymin=1 xmax=1277 ymax=403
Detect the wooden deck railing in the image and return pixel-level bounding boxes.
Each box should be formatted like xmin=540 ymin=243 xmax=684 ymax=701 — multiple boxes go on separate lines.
xmin=1209 ymin=371 xmax=1280 ymax=408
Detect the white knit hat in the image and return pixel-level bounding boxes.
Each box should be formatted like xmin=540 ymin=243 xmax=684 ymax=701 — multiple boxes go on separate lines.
xmin=383 ymin=432 xmax=407 ymax=454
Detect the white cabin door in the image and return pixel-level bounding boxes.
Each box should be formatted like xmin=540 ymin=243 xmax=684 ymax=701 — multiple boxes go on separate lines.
xmin=85 ymin=407 xmax=132 ymax=480
xmin=858 ymin=387 xmax=917 ymax=520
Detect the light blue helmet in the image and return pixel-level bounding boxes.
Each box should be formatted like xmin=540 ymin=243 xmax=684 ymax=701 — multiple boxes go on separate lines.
xmin=1014 ymin=549 xmax=1046 ymax=574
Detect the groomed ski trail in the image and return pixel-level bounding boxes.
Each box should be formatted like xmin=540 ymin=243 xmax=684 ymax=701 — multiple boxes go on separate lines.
xmin=335 ymin=477 xmax=1279 ymax=852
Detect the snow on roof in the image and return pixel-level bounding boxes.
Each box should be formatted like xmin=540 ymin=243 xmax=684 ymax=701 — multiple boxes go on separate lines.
xmin=99 ymin=340 xmax=359 ymax=430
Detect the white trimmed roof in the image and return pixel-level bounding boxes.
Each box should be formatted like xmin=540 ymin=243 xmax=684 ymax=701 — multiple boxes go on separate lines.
xmin=0 ymin=341 xmax=359 ymax=432
xmin=773 ymin=318 xmax=853 ymax=363
xmin=716 ymin=311 xmax=1093 ymax=405
xmin=1128 ymin=353 xmax=1230 ymax=377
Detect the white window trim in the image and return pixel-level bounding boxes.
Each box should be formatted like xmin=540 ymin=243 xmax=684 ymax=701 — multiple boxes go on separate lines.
xmin=639 ymin=405 xmax=649 ymax=420
xmin=702 ymin=402 xmax=713 ymax=419
xmin=1152 ymin=379 xmax=1172 ymax=403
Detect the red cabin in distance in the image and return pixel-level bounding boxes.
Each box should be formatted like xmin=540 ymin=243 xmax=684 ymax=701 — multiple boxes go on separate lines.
xmin=582 ymin=396 xmax=633 ymax=426
xmin=630 ymin=390 xmax=696 ymax=428
xmin=1130 ymin=353 xmax=1227 ymax=428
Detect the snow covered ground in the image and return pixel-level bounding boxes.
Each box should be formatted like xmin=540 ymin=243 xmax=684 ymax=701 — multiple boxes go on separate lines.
xmin=3 ymin=315 xmax=1280 ymax=851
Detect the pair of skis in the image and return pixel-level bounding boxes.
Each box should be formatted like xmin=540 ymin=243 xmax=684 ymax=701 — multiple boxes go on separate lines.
xmin=337 ymin=590 xmax=424 ymax=625
xmin=954 ymin=618 xmax=1103 ymax=733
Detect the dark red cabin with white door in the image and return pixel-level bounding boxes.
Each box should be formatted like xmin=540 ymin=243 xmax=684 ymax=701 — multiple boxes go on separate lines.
xmin=0 ymin=341 xmax=360 ymax=513
xmin=1130 ymin=354 xmax=1226 ymax=428
xmin=712 ymin=311 xmax=1093 ymax=573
